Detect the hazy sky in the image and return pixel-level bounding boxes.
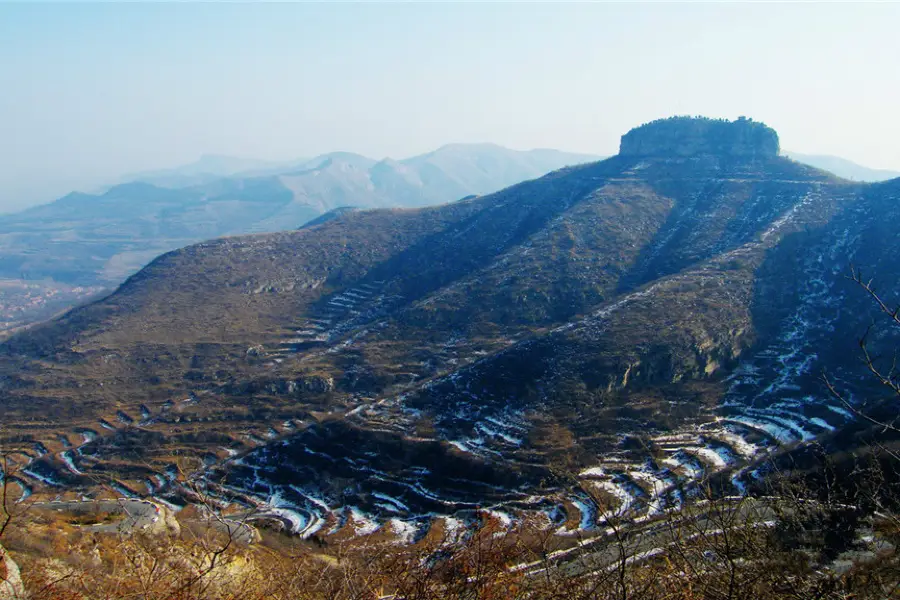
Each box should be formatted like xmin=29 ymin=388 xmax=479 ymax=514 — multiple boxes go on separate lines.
xmin=2 ymin=2 xmax=899 ymax=212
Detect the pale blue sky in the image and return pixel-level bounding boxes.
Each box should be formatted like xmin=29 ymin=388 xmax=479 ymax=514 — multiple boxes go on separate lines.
xmin=1 ymin=2 xmax=898 ymax=211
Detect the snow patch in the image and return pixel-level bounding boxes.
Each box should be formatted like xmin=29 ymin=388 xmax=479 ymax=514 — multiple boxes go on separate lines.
xmin=389 ymin=519 xmax=419 ymax=544
xmin=349 ymin=507 xmax=380 ymax=536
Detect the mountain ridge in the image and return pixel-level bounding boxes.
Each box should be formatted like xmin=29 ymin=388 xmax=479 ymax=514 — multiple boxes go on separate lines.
xmin=0 ymin=144 xmax=598 ymax=332
xmin=3 ymin=117 xmax=897 ymax=545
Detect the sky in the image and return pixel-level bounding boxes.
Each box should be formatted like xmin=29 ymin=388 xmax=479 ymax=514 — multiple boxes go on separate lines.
xmin=1 ymin=2 xmax=899 ymax=212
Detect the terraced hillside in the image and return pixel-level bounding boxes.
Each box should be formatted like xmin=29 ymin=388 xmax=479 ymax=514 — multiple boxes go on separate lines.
xmin=2 ymin=116 xmax=898 ymax=546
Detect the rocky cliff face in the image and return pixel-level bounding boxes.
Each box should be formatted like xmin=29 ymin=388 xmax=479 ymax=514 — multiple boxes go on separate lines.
xmin=619 ymin=116 xmax=780 ymax=158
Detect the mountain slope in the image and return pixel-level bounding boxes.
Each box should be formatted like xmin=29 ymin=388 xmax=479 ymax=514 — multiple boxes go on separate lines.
xmin=0 ymin=147 xmax=598 ymax=286
xmin=2 ymin=116 xmax=897 ymax=543
xmin=0 ymin=145 xmax=597 ymax=332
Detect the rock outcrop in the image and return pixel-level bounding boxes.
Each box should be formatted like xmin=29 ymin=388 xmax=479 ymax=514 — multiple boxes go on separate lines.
xmin=619 ymin=116 xmax=779 ymax=158
xmin=0 ymin=545 xmax=24 ymax=600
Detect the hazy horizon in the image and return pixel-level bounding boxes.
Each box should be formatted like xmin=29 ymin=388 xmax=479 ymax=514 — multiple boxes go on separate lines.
xmin=2 ymin=2 xmax=899 ymax=212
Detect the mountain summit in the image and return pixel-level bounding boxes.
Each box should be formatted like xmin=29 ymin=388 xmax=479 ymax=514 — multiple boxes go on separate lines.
xmin=620 ymin=116 xmax=780 ymax=157
xmin=2 ymin=116 xmax=897 ymax=544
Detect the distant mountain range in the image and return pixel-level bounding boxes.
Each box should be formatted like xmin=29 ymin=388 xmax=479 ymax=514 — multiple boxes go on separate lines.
xmin=0 ymin=144 xmax=598 ymax=331
xmin=116 ymin=154 xmax=296 ymax=189
xmin=785 ymin=151 xmax=900 ymax=182
xmin=123 ymin=149 xmax=899 ymax=189
xmin=3 ymin=117 xmax=899 ymax=541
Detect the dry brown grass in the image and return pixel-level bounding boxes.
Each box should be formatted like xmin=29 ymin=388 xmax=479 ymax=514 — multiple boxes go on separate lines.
xmin=0 ymin=483 xmax=897 ymax=600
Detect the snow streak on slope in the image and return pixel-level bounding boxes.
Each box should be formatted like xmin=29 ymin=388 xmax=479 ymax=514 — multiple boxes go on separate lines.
xmin=147 ymin=182 xmax=876 ymax=544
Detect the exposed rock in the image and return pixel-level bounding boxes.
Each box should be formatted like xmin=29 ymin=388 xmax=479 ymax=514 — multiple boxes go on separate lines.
xmin=294 ymin=375 xmax=335 ymax=395
xmin=619 ymin=116 xmax=779 ymax=158
xmin=222 ymin=375 xmax=335 ymax=397
xmin=161 ymin=506 xmax=181 ymax=536
xmin=0 ymin=545 xmax=25 ymax=600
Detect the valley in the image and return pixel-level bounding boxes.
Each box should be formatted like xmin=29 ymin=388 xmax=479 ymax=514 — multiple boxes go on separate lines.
xmin=4 ymin=0 xmax=900 ymax=593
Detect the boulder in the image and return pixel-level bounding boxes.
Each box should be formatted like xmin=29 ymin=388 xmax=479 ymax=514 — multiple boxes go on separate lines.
xmin=295 ymin=375 xmax=335 ymax=395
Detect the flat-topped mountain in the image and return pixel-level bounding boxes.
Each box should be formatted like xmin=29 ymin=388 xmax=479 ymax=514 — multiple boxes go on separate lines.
xmin=620 ymin=116 xmax=780 ymax=158
xmin=2 ymin=117 xmax=898 ymax=544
